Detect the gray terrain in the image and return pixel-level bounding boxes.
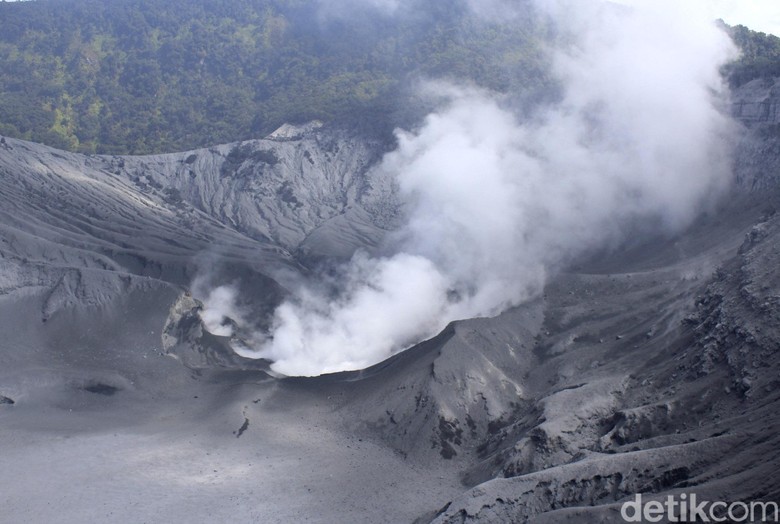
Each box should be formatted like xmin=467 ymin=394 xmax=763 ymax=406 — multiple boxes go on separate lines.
xmin=1 ymin=78 xmax=780 ymax=523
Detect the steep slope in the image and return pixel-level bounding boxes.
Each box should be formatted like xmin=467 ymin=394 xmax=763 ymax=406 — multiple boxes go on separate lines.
xmin=0 ymin=123 xmax=397 ymax=339
xmin=0 ymin=123 xmax=396 ymax=277
xmin=731 ymin=77 xmax=780 ymax=191
xmin=424 ymin=196 xmax=780 ymax=522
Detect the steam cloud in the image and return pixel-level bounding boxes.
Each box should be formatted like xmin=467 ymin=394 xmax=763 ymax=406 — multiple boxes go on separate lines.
xmin=192 ymin=274 xmax=246 ymax=337
xmin=225 ymin=1 xmax=738 ymax=375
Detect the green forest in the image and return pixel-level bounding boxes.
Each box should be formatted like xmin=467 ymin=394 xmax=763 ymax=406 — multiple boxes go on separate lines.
xmin=0 ymin=0 xmax=778 ymax=154
xmin=0 ymin=0 xmax=551 ymax=154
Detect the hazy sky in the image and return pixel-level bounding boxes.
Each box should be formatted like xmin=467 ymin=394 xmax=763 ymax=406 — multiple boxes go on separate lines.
xmin=613 ymin=0 xmax=780 ymax=36
xmin=714 ymin=0 xmax=780 ymax=35
xmin=4 ymin=0 xmax=780 ymax=36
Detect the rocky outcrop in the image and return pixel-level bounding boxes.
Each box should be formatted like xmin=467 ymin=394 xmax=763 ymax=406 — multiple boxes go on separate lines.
xmin=731 ymin=77 xmax=780 ymax=126
xmin=161 ymin=291 xmax=273 ymax=372
xmin=685 ymin=210 xmax=780 ymax=396
xmin=731 ymin=77 xmax=780 ymax=190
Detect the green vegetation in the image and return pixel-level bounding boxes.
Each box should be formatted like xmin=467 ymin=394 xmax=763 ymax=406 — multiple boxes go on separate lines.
xmin=722 ymin=23 xmax=780 ymax=87
xmin=0 ymin=0 xmax=551 ymax=154
xmin=5 ymin=1 xmax=773 ymax=155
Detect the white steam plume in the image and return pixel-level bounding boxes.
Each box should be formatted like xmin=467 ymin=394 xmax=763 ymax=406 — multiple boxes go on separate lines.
xmin=246 ymin=1 xmax=737 ymax=376
xmin=192 ymin=274 xmax=246 ymax=338
xmin=199 ymin=285 xmax=241 ymax=337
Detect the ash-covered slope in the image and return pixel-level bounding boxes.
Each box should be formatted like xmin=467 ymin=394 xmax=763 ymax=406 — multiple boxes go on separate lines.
xmin=1 ymin=83 xmax=780 ymax=522
xmin=0 ymin=125 xmax=420 ymax=523
xmin=0 ymin=123 xmax=396 ymax=286
xmin=345 ymin=77 xmax=780 ymax=523
xmin=0 ymin=122 xmax=400 ymax=405
xmin=0 ymin=124 xmax=398 ymax=362
xmin=265 ymin=186 xmax=778 ymax=523
xmin=420 ymin=195 xmax=780 ymax=523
